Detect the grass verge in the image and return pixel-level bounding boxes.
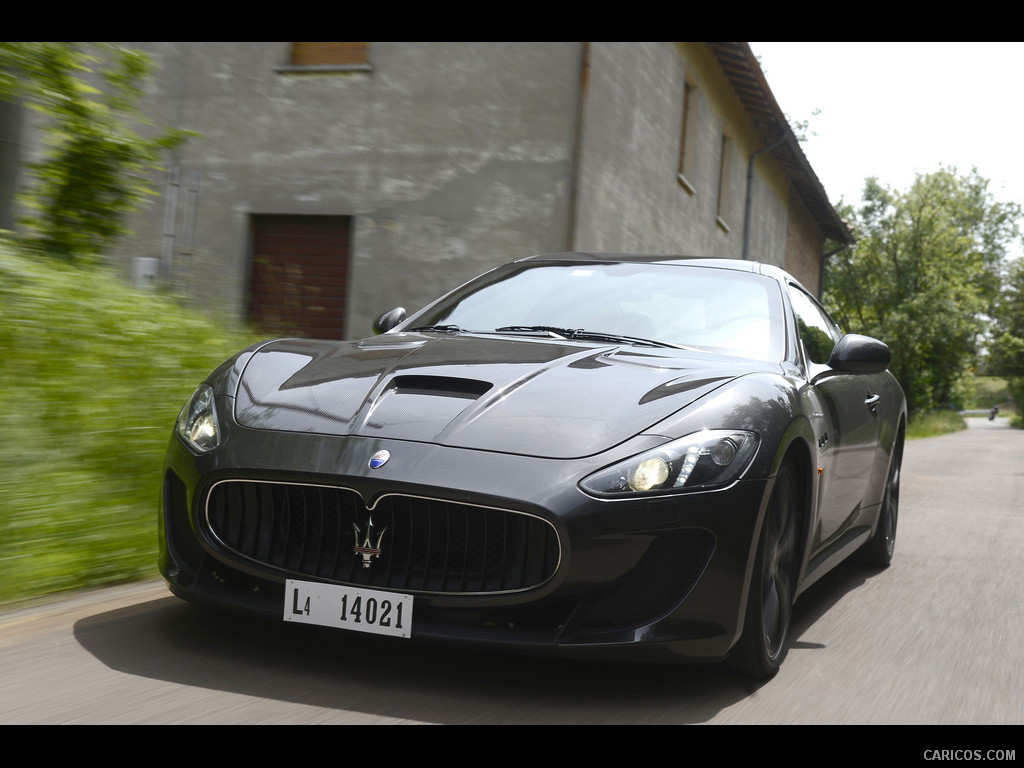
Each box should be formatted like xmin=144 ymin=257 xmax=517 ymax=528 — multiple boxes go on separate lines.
xmin=906 ymin=410 xmax=968 ymax=440
xmin=0 ymin=244 xmax=262 ymax=608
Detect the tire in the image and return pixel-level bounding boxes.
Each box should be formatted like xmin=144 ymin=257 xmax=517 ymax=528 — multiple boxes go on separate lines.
xmin=729 ymin=458 xmax=800 ymax=679
xmin=861 ymin=431 xmax=904 ymax=568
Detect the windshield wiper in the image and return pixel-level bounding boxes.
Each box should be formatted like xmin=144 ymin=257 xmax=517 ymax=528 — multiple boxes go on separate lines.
xmin=568 ymin=330 xmax=688 ymax=349
xmin=494 ymin=325 xmax=574 ymax=339
xmin=494 ymin=326 xmax=689 ymax=349
xmin=407 ymin=324 xmax=465 ymax=334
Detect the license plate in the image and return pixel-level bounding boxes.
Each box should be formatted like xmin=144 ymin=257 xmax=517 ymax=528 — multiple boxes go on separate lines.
xmin=283 ymin=579 xmax=413 ymax=639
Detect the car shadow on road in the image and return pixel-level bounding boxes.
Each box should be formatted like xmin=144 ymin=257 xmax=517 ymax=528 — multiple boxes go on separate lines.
xmin=73 ymin=597 xmax=731 ymax=723
xmin=72 ymin=563 xmax=879 ymax=724
xmin=786 ymin=557 xmax=879 ymax=651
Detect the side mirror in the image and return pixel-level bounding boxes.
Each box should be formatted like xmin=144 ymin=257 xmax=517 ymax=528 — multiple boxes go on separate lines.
xmin=372 ymin=307 xmax=406 ymax=335
xmin=827 ymin=333 xmax=890 ymax=374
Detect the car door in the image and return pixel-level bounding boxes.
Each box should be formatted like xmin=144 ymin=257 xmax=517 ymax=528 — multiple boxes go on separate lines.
xmin=788 ymin=284 xmax=881 ymax=550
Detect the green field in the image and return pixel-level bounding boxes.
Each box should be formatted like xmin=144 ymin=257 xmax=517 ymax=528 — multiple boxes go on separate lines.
xmin=963 ymin=376 xmax=1016 ymax=414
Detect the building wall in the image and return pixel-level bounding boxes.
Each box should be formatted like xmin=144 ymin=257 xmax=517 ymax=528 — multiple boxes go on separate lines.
xmin=572 ymin=42 xmax=795 ymax=270
xmin=115 ymin=42 xmax=583 ymax=338
xmin=6 ymin=42 xmax=831 ymax=338
xmin=785 ymin=189 xmax=827 ymax=293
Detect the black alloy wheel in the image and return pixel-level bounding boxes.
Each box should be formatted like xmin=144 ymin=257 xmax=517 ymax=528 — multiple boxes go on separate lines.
xmin=729 ymin=458 xmax=800 ymax=678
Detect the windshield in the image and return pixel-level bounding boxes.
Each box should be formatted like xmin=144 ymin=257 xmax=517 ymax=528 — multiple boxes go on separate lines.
xmin=407 ymin=261 xmax=786 ymax=361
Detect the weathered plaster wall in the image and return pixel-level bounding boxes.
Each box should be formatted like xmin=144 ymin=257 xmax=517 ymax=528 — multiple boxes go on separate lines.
xmin=571 ymin=42 xmax=792 ymax=271
xmin=117 ymin=42 xmax=582 ymax=337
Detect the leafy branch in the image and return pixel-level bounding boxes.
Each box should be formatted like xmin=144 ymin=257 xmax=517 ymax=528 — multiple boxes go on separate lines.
xmin=0 ymin=42 xmax=190 ymax=264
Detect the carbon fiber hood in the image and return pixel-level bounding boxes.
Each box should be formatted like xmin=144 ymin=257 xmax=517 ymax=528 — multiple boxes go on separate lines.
xmin=232 ymin=334 xmax=753 ymax=458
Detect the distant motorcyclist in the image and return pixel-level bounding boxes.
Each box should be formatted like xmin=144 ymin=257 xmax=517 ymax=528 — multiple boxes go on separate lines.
xmin=989 ymin=405 xmax=999 ymax=421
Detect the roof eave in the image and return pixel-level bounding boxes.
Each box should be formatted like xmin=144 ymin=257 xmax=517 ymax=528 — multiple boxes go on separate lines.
xmin=706 ymin=42 xmax=854 ymax=245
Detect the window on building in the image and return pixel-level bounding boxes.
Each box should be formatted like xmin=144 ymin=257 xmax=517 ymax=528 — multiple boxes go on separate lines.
xmin=677 ymin=78 xmax=699 ymax=194
xmin=716 ymin=133 xmax=733 ymax=231
xmin=281 ymin=43 xmax=371 ymax=72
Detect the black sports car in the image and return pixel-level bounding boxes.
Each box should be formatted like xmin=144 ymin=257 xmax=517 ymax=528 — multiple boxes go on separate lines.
xmin=160 ymin=253 xmax=905 ymax=678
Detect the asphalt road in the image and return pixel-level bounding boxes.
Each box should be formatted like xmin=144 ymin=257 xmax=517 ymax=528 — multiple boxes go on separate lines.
xmin=2 ymin=419 xmax=1022 ymax=725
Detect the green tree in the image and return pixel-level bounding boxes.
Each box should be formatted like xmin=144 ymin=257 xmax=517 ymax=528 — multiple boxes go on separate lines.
xmin=988 ymin=258 xmax=1024 ymax=416
xmin=824 ymin=168 xmax=1021 ymax=416
xmin=989 ymin=259 xmax=1024 ymax=375
xmin=0 ymin=42 xmax=186 ymax=264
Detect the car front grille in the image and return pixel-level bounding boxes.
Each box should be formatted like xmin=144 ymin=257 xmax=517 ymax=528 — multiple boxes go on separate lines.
xmin=204 ymin=480 xmax=560 ymax=595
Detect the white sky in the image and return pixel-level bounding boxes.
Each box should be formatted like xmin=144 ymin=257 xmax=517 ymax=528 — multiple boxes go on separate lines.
xmin=749 ymin=42 xmax=1024 ymax=220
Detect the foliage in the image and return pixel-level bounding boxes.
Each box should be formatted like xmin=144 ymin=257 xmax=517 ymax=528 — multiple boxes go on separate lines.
xmin=988 ymin=258 xmax=1024 ymax=377
xmin=964 ymin=376 xmax=1014 ymax=412
xmin=0 ymin=42 xmax=187 ymax=264
xmin=824 ymin=168 xmax=1021 ymax=416
xmin=905 ymin=410 xmax=967 ymax=440
xmin=1006 ymin=378 xmax=1024 ymax=427
xmin=0 ymin=240 xmax=261 ymax=606
xmin=987 ymin=259 xmax=1024 ymax=426
xmin=787 ymin=107 xmax=821 ymax=144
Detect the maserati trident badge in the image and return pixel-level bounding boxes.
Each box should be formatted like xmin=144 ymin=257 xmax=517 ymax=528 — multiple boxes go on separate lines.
xmin=368 ymin=449 xmax=391 ymax=469
xmin=353 ymin=517 xmax=386 ymax=568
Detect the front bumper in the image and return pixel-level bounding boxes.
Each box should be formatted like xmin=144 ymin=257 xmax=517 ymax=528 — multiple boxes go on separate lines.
xmin=160 ymin=415 xmax=771 ymax=663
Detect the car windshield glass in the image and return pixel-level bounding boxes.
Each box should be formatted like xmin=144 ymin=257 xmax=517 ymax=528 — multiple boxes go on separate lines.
xmin=408 ymin=261 xmax=786 ymax=361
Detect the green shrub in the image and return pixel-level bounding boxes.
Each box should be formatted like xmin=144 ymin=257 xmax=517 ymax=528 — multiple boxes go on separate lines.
xmin=906 ymin=410 xmax=968 ymax=440
xmin=0 ymin=242 xmax=261 ymax=606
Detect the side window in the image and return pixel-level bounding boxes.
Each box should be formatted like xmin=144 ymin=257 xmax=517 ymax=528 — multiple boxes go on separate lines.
xmin=291 ymin=42 xmax=369 ymax=68
xmin=788 ymin=284 xmax=841 ymax=370
xmin=279 ymin=43 xmax=373 ymax=74
xmin=715 ymin=133 xmax=734 ymax=231
xmin=677 ymin=76 xmax=699 ymax=194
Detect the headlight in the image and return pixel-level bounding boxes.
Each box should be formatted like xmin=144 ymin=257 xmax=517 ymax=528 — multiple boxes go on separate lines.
xmin=176 ymin=384 xmax=220 ymax=453
xmin=579 ymin=430 xmax=759 ymax=497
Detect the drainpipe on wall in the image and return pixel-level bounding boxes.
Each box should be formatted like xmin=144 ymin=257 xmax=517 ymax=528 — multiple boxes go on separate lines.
xmin=742 ymin=136 xmax=786 ymax=261
xmin=565 ymin=42 xmax=589 ymax=252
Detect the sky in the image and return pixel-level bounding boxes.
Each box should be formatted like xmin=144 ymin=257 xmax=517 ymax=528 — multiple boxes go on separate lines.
xmin=748 ymin=42 xmax=1024 ymax=218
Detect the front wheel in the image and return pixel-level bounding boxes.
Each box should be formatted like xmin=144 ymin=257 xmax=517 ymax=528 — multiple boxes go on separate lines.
xmin=728 ymin=459 xmax=800 ymax=679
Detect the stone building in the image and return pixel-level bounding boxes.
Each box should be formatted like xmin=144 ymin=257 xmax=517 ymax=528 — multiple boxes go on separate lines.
xmin=1 ymin=42 xmax=851 ymax=338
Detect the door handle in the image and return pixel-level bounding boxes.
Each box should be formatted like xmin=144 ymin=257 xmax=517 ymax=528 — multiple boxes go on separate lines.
xmin=865 ymin=393 xmax=880 ymax=413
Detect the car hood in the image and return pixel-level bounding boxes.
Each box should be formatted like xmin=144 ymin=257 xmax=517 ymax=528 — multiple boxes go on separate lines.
xmin=232 ymin=334 xmax=765 ymax=459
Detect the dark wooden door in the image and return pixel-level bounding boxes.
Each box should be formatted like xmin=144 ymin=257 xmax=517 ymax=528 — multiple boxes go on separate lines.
xmin=249 ymin=215 xmax=351 ymax=339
